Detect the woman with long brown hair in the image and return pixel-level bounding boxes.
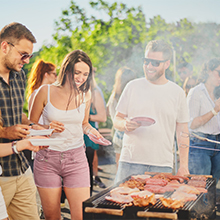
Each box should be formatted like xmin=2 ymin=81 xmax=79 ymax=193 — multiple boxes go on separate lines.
xmin=30 ymin=50 xmax=102 ymax=220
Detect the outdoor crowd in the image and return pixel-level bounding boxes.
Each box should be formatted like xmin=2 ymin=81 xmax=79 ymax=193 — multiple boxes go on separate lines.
xmin=0 ymin=21 xmax=220 ymax=220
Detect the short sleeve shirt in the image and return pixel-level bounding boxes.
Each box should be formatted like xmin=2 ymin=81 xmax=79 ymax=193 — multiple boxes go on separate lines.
xmin=0 ymin=70 xmax=29 ymax=176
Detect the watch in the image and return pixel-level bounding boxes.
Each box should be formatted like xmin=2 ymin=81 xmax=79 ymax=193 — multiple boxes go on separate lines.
xmin=12 ymin=141 xmax=19 ymax=154
xmin=29 ymin=122 xmax=35 ymax=126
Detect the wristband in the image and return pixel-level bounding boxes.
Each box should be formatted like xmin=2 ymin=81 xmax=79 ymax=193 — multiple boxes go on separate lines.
xmin=12 ymin=141 xmax=19 ymax=154
xmin=29 ymin=123 xmax=35 ymax=126
xmin=211 ymin=109 xmax=218 ymax=116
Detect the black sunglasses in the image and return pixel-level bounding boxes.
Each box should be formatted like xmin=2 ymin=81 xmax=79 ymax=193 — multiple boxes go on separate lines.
xmin=215 ymin=69 xmax=220 ymax=77
xmin=7 ymin=42 xmax=33 ymax=61
xmin=143 ymin=58 xmax=168 ymax=67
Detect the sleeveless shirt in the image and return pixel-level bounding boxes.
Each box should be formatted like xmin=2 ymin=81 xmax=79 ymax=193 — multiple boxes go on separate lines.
xmin=42 ymin=85 xmax=85 ymax=151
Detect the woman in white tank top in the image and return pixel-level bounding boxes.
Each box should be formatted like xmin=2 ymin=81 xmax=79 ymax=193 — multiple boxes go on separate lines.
xmin=29 ymin=50 xmax=103 ymax=220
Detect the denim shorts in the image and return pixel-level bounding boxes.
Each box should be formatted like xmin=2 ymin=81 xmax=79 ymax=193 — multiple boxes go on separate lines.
xmin=189 ymin=132 xmax=220 ymax=182
xmin=114 ymin=161 xmax=172 ymax=184
xmin=34 ymin=146 xmax=90 ymax=188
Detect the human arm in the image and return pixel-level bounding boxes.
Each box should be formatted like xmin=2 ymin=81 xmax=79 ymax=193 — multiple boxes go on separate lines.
xmin=82 ymin=91 xmax=102 ymax=138
xmin=29 ymin=85 xmax=64 ymax=132
xmin=113 ymin=112 xmax=140 ymax=132
xmin=190 ymin=98 xmax=220 ymax=129
xmin=89 ymin=89 xmax=107 ymax=123
xmin=176 ymin=122 xmax=190 ymax=176
xmin=0 ymin=136 xmax=48 ymax=157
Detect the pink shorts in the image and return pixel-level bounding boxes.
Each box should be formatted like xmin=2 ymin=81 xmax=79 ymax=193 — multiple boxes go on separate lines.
xmin=34 ymin=146 xmax=90 ymax=188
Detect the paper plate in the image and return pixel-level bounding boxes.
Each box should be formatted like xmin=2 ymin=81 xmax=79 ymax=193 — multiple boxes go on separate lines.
xmin=130 ymin=116 xmax=155 ymax=126
xmin=29 ymin=138 xmax=66 ymax=146
xmin=28 ymin=129 xmax=54 ymax=136
xmin=88 ymin=133 xmax=112 ymax=146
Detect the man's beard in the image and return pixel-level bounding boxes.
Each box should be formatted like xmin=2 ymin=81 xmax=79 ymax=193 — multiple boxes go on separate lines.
xmin=4 ymin=56 xmax=19 ymax=72
xmin=146 ymin=69 xmax=164 ymax=82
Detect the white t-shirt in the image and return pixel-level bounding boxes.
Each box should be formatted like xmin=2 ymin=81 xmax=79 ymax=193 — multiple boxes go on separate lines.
xmin=116 ymin=78 xmax=189 ymax=168
xmin=187 ymin=83 xmax=220 ymax=135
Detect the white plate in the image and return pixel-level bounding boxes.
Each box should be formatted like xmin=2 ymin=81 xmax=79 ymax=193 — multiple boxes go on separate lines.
xmin=28 ymin=129 xmax=54 ymax=136
xmin=29 ymin=138 xmax=66 ymax=146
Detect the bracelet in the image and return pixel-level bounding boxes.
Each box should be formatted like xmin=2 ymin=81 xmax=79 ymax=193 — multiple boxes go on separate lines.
xmin=87 ymin=128 xmax=92 ymax=134
xmin=211 ymin=109 xmax=218 ymax=116
xmin=29 ymin=123 xmax=35 ymax=126
xmin=12 ymin=141 xmax=19 ymax=154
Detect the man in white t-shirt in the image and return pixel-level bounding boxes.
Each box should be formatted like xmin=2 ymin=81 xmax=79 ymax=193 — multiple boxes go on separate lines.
xmin=113 ymin=40 xmax=190 ymax=183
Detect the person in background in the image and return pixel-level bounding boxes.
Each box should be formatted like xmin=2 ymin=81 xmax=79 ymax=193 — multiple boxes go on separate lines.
xmin=27 ymin=59 xmax=57 ymax=111
xmin=107 ymin=66 xmax=136 ymax=168
xmin=30 ymin=50 xmax=103 ymax=220
xmin=177 ymin=62 xmax=193 ymax=87
xmin=26 ymin=59 xmax=61 ymax=218
xmin=0 ymin=22 xmax=43 ymax=220
xmin=84 ymin=68 xmax=107 ymax=195
xmin=113 ymin=40 xmax=189 ymax=183
xmin=183 ymin=75 xmax=197 ymax=96
xmin=187 ymin=58 xmax=220 ymax=182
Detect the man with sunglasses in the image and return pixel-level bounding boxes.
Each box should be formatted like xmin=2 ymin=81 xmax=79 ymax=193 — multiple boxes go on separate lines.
xmin=114 ymin=40 xmax=190 ymax=183
xmin=0 ymin=22 xmax=40 ymax=219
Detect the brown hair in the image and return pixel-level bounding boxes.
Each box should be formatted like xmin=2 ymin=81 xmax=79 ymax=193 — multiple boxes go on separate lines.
xmin=145 ymin=40 xmax=172 ymax=60
xmin=55 ymin=50 xmax=92 ymax=109
xmin=27 ymin=59 xmax=56 ymax=100
xmin=198 ymin=58 xmax=220 ymax=83
xmin=0 ymin=22 xmax=36 ymax=45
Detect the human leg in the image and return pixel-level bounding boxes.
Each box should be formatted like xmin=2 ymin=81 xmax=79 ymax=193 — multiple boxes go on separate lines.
xmin=211 ymin=151 xmax=220 ymax=183
xmin=2 ymin=168 xmax=39 ymax=220
xmin=85 ymin=146 xmax=94 ymax=196
xmin=38 ymin=187 xmax=62 ymax=220
xmin=65 ymin=187 xmax=89 ymax=220
xmin=189 ymin=136 xmax=212 ymax=175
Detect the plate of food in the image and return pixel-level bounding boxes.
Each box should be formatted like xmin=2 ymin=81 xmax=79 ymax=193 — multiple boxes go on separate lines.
xmin=88 ymin=133 xmax=112 ymax=146
xmin=130 ymin=116 xmax=155 ymax=126
xmin=29 ymin=138 xmax=66 ymax=146
xmin=28 ymin=129 xmax=54 ymax=136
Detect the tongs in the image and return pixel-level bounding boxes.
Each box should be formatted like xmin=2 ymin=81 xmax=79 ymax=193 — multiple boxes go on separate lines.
xmin=191 ymin=132 xmax=220 ymax=145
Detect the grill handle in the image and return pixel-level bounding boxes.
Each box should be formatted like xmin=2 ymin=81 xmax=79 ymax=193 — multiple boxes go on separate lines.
xmin=84 ymin=207 xmax=123 ymax=216
xmin=137 ymin=211 xmax=178 ymax=219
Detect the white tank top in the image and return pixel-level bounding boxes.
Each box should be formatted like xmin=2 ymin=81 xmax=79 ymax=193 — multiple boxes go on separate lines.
xmin=42 ymin=85 xmax=85 ymax=151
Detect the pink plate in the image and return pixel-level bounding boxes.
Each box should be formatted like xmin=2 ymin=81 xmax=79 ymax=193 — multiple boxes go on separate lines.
xmin=88 ymin=133 xmax=112 ymax=146
xmin=130 ymin=116 xmax=155 ymax=126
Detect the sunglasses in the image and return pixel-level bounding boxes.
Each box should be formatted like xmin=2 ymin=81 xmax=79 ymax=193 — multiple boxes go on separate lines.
xmin=7 ymin=42 xmax=33 ymax=60
xmin=143 ymin=58 xmax=168 ymax=67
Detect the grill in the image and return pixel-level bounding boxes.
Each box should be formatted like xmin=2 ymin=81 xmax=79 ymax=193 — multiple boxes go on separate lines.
xmin=83 ymin=174 xmax=216 ymax=220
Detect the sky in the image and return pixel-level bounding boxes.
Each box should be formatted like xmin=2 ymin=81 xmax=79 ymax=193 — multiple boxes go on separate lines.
xmin=1 ymin=0 xmax=220 ymax=52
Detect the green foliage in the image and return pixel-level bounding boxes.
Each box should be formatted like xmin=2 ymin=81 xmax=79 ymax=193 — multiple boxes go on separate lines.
xmin=24 ymin=0 xmax=220 ymax=126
